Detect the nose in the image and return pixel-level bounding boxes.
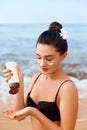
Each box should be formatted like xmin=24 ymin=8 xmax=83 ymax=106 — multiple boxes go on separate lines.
xmin=40 ymin=59 xmax=46 ymax=66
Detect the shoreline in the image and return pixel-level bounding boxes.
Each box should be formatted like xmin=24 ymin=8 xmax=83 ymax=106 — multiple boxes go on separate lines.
xmin=68 ymin=72 xmax=87 ymax=80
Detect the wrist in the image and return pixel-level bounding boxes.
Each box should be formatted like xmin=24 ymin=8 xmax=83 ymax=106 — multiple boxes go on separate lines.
xmin=18 ymin=80 xmax=24 ymax=91
xmin=27 ymin=107 xmax=36 ymax=116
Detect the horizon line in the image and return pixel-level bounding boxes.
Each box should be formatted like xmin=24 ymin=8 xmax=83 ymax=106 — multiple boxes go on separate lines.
xmin=0 ymin=22 xmax=87 ymax=25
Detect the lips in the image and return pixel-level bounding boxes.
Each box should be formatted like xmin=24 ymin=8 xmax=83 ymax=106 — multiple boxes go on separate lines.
xmin=41 ymin=68 xmax=49 ymax=72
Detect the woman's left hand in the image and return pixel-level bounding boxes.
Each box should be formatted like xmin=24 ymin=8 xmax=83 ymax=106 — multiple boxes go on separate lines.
xmin=3 ymin=107 xmax=31 ymax=121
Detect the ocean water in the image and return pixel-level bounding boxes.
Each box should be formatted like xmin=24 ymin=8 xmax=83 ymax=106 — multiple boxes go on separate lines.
xmin=0 ymin=23 xmax=87 ymax=101
xmin=0 ymin=23 xmax=87 ymax=78
xmin=0 ymin=23 xmax=87 ymax=77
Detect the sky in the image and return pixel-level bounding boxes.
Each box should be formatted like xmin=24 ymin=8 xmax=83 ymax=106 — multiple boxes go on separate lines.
xmin=0 ymin=0 xmax=87 ymax=24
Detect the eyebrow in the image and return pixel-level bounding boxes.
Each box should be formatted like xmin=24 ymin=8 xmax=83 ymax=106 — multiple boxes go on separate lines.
xmin=36 ymin=53 xmax=53 ymax=57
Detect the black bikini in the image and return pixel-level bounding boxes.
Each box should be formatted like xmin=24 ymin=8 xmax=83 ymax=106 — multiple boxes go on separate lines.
xmin=26 ymin=74 xmax=72 ymax=122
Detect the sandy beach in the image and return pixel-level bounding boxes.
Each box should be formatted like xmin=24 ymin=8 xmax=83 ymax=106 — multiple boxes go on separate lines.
xmin=0 ymin=119 xmax=87 ymax=130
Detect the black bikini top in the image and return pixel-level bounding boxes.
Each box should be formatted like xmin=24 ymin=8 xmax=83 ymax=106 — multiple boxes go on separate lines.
xmin=26 ymin=73 xmax=72 ymax=122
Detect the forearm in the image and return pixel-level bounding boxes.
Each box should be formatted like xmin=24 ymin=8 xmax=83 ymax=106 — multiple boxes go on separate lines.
xmin=30 ymin=107 xmax=63 ymax=130
xmin=14 ymin=85 xmax=25 ymax=111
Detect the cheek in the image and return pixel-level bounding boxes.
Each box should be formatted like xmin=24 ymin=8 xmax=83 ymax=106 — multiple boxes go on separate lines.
xmin=49 ymin=57 xmax=61 ymax=67
xmin=49 ymin=62 xmax=56 ymax=69
xmin=49 ymin=61 xmax=60 ymax=69
xmin=47 ymin=62 xmax=54 ymax=66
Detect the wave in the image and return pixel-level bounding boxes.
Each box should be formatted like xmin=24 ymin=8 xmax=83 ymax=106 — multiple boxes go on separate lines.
xmin=0 ymin=76 xmax=87 ymax=104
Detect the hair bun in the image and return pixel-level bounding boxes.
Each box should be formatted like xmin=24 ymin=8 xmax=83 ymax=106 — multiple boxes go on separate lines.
xmin=49 ymin=21 xmax=62 ymax=32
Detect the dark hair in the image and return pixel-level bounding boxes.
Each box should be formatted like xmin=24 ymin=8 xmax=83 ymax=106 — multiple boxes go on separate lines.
xmin=36 ymin=21 xmax=68 ymax=55
xmin=49 ymin=21 xmax=62 ymax=32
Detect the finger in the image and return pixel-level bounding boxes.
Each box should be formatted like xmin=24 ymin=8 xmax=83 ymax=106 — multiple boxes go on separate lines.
xmin=3 ymin=110 xmax=13 ymax=115
xmin=3 ymin=69 xmax=12 ymax=75
xmin=3 ymin=64 xmax=7 ymax=69
xmin=13 ymin=111 xmax=23 ymax=117
xmin=3 ymin=112 xmax=11 ymax=119
xmin=3 ymin=110 xmax=14 ymax=120
xmin=4 ymin=71 xmax=12 ymax=78
xmin=12 ymin=109 xmax=26 ymax=119
xmin=3 ymin=70 xmax=13 ymax=82
xmin=13 ymin=115 xmax=26 ymax=121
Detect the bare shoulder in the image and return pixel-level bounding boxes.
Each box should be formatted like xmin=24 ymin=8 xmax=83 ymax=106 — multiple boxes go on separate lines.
xmin=58 ymin=80 xmax=78 ymax=130
xmin=59 ymin=80 xmax=78 ymax=101
xmin=63 ymin=80 xmax=77 ymax=90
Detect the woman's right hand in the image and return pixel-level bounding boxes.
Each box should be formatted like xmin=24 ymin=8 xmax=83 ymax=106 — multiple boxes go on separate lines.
xmin=3 ymin=64 xmax=24 ymax=89
xmin=3 ymin=65 xmax=13 ymax=83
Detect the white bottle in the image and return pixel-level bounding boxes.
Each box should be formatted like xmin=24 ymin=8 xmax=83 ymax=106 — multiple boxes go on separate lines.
xmin=5 ymin=61 xmax=20 ymax=94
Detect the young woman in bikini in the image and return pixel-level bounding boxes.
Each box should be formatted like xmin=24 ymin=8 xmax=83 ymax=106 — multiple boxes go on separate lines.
xmin=3 ymin=21 xmax=78 ymax=130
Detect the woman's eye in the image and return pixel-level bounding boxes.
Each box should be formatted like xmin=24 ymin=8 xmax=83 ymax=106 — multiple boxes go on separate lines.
xmin=46 ymin=58 xmax=52 ymax=61
xmin=37 ymin=57 xmax=41 ymax=59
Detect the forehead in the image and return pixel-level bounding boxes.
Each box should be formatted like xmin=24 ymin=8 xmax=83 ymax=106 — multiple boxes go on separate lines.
xmin=36 ymin=43 xmax=57 ymax=55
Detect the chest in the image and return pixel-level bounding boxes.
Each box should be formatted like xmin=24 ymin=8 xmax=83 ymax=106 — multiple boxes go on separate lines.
xmin=30 ymin=78 xmax=60 ymax=102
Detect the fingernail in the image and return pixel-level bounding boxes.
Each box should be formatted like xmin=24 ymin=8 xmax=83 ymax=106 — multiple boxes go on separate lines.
xmin=14 ymin=115 xmax=16 ymax=118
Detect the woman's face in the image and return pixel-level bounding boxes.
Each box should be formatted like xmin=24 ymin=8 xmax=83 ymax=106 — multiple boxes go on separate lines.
xmin=36 ymin=43 xmax=67 ymax=74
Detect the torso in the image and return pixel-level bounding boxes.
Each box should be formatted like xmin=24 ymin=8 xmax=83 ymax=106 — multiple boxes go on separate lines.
xmin=26 ymin=73 xmax=73 ymax=130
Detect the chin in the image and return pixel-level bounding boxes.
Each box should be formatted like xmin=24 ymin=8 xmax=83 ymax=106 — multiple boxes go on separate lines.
xmin=41 ymin=71 xmax=48 ymax=75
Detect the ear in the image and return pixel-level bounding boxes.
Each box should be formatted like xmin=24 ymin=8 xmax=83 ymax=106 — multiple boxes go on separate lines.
xmin=61 ymin=52 xmax=67 ymax=61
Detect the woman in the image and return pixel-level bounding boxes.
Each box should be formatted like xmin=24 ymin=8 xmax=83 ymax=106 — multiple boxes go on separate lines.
xmin=3 ymin=21 xmax=78 ymax=130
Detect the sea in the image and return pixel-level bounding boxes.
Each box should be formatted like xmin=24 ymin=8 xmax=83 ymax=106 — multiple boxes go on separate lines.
xmin=0 ymin=23 xmax=87 ymax=106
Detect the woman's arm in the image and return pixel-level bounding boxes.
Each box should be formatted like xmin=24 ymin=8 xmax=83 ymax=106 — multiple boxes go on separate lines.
xmin=3 ymin=64 xmax=25 ymax=111
xmin=58 ymin=81 xmax=78 ymax=130
xmin=12 ymin=81 xmax=78 ymax=130
xmin=10 ymin=106 xmax=63 ymax=130
xmin=3 ymin=63 xmax=40 ymax=112
xmin=31 ymin=82 xmax=78 ymax=130
xmin=3 ymin=71 xmax=41 ymax=119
